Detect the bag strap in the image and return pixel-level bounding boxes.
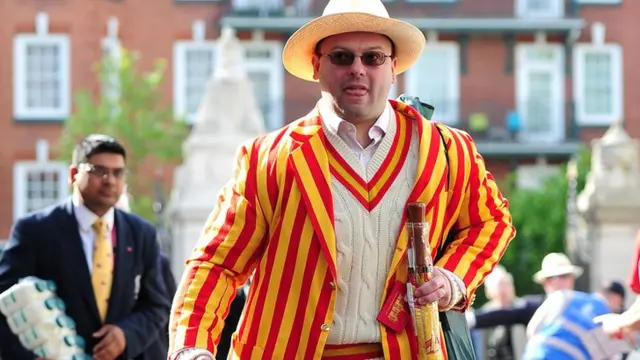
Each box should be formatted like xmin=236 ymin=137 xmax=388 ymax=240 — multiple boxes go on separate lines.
xmin=396 ymin=94 xmax=452 ymax=262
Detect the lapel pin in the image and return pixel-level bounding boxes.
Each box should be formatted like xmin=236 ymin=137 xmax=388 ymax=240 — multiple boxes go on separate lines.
xmin=126 ymin=246 xmax=133 ymax=252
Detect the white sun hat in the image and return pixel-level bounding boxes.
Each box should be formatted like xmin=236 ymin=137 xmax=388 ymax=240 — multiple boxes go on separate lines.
xmin=282 ymin=0 xmax=426 ymax=82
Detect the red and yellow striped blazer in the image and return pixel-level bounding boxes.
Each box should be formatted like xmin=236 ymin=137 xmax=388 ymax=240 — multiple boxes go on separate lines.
xmin=169 ymin=100 xmax=516 ymax=359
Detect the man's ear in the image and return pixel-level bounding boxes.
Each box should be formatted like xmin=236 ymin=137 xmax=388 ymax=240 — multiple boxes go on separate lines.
xmin=312 ymin=54 xmax=321 ymax=80
xmin=69 ymin=166 xmax=78 ymax=186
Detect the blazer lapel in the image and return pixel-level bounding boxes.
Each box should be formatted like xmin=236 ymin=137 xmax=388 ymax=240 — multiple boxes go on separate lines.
xmin=106 ymin=210 xmax=134 ymax=322
xmin=59 ymin=200 xmax=101 ymax=322
xmin=288 ymin=117 xmax=337 ymax=281
xmin=386 ymin=106 xmax=450 ymax=282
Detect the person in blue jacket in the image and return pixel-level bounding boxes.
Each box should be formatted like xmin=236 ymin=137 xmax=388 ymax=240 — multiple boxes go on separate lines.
xmin=524 ymin=290 xmax=633 ymax=360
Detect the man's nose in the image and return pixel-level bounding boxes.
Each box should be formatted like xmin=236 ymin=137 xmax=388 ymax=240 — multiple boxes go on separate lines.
xmin=348 ymin=56 xmax=366 ymax=77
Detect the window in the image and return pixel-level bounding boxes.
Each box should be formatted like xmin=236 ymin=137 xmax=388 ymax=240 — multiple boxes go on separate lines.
xmin=173 ymin=34 xmax=283 ymax=129
xmin=515 ymin=44 xmax=565 ymax=143
xmin=405 ymin=43 xmax=460 ymax=125
xmin=573 ymin=44 xmax=623 ymax=126
xmin=101 ymin=17 xmax=122 ymax=104
xmin=244 ymin=41 xmax=284 ymax=131
xmin=13 ymin=34 xmax=70 ymax=120
xmin=516 ymin=0 xmax=564 ymax=18
xmin=13 ymin=162 xmax=68 ymax=220
xmin=173 ymin=42 xmax=217 ymax=123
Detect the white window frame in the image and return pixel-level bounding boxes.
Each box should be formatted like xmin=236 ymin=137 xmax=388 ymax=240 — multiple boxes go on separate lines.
xmin=242 ymin=40 xmax=284 ymax=131
xmin=515 ymin=43 xmax=566 ymax=143
xmin=13 ymin=162 xmax=69 ymax=220
xmin=13 ymin=34 xmax=71 ymax=120
xmin=516 ymin=0 xmax=564 ymax=18
xmin=101 ymin=17 xmax=122 ymax=104
xmin=173 ymin=41 xmax=217 ymax=124
xmin=573 ymin=43 xmax=623 ymax=126
xmin=404 ymin=42 xmax=460 ymax=125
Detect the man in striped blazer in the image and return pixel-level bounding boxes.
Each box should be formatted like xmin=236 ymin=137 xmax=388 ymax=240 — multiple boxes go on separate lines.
xmin=168 ymin=0 xmax=516 ymax=359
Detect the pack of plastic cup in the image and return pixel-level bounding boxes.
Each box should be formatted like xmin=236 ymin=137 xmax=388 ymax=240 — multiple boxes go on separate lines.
xmin=0 ymin=276 xmax=91 ymax=360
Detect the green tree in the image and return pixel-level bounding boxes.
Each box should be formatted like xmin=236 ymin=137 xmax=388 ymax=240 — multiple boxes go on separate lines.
xmin=473 ymin=148 xmax=592 ymax=307
xmin=58 ymin=49 xmax=189 ymax=222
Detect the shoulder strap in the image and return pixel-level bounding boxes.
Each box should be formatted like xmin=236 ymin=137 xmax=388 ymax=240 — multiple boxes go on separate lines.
xmin=432 ymin=123 xmax=454 ymax=262
xmin=395 ymin=94 xmax=452 ymax=261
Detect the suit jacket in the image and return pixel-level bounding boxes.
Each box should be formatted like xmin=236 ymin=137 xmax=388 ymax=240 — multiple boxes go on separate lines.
xmin=169 ymin=100 xmax=516 ymax=359
xmin=0 ymin=200 xmax=171 ymax=360
xmin=477 ymin=299 xmax=528 ymax=360
xmin=473 ymin=295 xmax=545 ymax=329
xmin=144 ymin=252 xmax=177 ymax=360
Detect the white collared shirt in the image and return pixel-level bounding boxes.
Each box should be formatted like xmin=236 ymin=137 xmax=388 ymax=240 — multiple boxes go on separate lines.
xmin=72 ymin=195 xmax=115 ymax=273
xmin=318 ymin=99 xmax=392 ymax=166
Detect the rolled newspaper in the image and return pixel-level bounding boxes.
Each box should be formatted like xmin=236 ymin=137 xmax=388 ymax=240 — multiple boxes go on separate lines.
xmin=407 ymin=202 xmax=444 ymax=360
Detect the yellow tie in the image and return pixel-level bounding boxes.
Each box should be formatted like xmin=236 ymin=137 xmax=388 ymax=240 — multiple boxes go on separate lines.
xmin=91 ymin=218 xmax=113 ymax=322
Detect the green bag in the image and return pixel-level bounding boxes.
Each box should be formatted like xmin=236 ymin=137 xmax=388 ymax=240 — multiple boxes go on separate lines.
xmin=396 ymin=94 xmax=477 ymax=360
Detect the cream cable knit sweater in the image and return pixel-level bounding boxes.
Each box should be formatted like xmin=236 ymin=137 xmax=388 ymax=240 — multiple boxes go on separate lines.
xmin=323 ymin=118 xmax=419 ymax=345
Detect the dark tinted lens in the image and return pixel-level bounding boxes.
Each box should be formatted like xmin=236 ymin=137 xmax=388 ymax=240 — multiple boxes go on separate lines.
xmin=327 ymin=51 xmax=355 ymax=66
xmin=361 ymin=51 xmax=387 ymax=66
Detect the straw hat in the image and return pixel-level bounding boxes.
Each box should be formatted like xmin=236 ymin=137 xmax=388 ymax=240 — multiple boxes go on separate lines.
xmin=282 ymin=0 xmax=426 ymax=82
xmin=533 ymin=253 xmax=583 ymax=284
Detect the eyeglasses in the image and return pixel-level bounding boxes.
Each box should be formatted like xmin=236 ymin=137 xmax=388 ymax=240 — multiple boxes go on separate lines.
xmin=320 ymin=50 xmax=393 ymax=67
xmin=80 ymin=163 xmax=127 ymax=180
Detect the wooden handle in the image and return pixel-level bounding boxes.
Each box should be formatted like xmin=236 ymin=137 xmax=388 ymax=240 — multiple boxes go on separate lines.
xmin=407 ymin=203 xmax=427 ymax=268
xmin=407 ymin=202 xmax=425 ymax=223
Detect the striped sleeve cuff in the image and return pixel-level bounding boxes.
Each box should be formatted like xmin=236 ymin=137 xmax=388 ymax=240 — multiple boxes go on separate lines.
xmin=438 ymin=267 xmax=467 ymax=311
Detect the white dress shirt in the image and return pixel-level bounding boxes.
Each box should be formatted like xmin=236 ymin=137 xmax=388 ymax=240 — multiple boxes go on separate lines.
xmin=72 ymin=195 xmax=115 ymax=273
xmin=318 ymin=99 xmax=391 ymax=166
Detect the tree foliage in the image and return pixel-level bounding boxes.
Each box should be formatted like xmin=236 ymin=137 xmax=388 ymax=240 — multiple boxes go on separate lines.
xmin=473 ymin=148 xmax=592 ymax=307
xmin=58 ymin=49 xmax=189 ymax=222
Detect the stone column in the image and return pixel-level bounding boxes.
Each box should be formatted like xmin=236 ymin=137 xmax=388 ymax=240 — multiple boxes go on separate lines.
xmin=576 ymin=120 xmax=640 ymax=308
xmin=167 ymin=26 xmax=266 ymax=277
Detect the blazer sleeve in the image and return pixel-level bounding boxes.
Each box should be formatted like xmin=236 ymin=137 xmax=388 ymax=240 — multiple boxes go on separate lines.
xmin=0 ymin=217 xmax=40 ymax=360
xmin=169 ymin=141 xmax=268 ymax=355
xmin=435 ymin=128 xmax=517 ymax=309
xmin=628 ymin=230 xmax=640 ymax=294
xmin=114 ymin=224 xmax=172 ymax=358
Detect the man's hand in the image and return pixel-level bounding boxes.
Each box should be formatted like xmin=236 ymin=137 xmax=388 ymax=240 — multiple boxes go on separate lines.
xmin=414 ymin=267 xmax=452 ymax=308
xmin=195 ymin=356 xmax=214 ymax=360
xmin=596 ymin=313 xmax=640 ymax=337
xmin=92 ymin=324 xmax=126 ymax=360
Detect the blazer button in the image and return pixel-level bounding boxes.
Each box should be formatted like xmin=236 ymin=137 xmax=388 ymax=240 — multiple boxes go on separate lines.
xmin=321 ymin=324 xmax=331 ymax=332
xmin=329 ymin=281 xmax=336 ymax=289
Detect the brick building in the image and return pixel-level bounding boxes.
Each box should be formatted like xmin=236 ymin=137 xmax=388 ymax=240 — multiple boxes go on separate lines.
xmin=0 ymin=0 xmax=636 ymax=241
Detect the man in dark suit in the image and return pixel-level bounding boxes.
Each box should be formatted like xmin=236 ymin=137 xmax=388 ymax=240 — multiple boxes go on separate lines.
xmin=0 ymin=134 xmax=170 ymax=360
xmin=144 ymin=251 xmax=177 ymax=359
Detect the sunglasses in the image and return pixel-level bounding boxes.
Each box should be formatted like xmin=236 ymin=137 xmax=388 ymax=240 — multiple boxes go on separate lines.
xmin=320 ymin=50 xmax=393 ymax=67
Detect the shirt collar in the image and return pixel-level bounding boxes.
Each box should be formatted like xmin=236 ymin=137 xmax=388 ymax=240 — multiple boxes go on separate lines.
xmin=318 ymin=98 xmax=391 ymax=141
xmin=72 ymin=193 xmax=115 ymax=233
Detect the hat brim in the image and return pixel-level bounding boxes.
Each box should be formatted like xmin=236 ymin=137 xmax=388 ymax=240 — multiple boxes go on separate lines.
xmin=282 ymin=12 xmax=426 ymax=82
xmin=533 ymin=266 xmax=584 ymax=284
